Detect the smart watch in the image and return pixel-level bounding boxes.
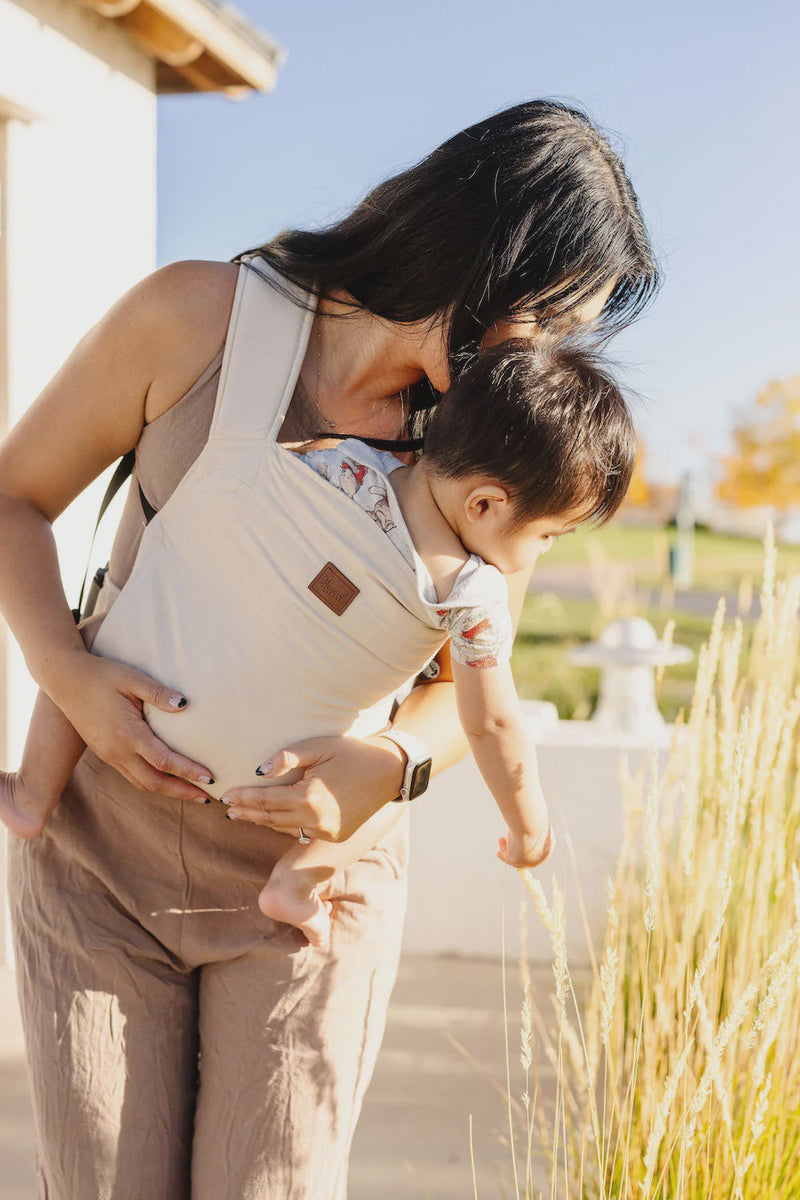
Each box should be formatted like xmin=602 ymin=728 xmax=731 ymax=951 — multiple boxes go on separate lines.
xmin=376 ymin=729 xmax=433 ymax=802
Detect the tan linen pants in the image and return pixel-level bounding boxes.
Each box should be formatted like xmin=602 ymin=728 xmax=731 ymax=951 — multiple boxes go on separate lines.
xmin=8 ymin=748 xmax=408 ymax=1200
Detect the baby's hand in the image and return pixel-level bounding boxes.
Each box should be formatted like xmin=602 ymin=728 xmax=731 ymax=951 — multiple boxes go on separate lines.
xmin=497 ymin=823 xmax=555 ymax=870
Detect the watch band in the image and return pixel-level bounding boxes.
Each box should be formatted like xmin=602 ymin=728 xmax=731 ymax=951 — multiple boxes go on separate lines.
xmin=376 ymin=729 xmax=433 ymax=801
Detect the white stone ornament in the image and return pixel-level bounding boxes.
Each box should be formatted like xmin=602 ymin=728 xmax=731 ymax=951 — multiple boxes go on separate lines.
xmin=568 ymin=616 xmax=693 ymax=736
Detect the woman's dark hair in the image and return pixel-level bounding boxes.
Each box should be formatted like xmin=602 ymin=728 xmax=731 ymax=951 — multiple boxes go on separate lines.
xmin=423 ymin=337 xmax=637 ymax=528
xmin=232 ymin=99 xmax=658 ymax=445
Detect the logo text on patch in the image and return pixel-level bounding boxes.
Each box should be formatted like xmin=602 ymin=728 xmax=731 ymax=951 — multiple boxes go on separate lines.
xmin=308 ymin=562 xmax=360 ymax=616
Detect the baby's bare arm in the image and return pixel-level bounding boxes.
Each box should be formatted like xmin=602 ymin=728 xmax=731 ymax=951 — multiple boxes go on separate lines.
xmin=452 ymin=658 xmax=552 ymax=866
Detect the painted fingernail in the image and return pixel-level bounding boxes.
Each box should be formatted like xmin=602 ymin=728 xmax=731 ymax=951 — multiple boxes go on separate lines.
xmin=194 ymin=796 xmax=211 ymax=805
xmin=169 ymin=694 xmax=187 ymax=709
xmin=220 ymin=796 xmax=232 ymax=805
xmin=226 ymin=810 xmax=238 ymax=820
xmin=255 ymin=760 xmax=273 ymax=777
xmin=198 ymin=775 xmax=214 ymax=785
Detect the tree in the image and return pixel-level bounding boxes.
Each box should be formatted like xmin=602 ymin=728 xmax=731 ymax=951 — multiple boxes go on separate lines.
xmin=716 ymin=375 xmax=800 ymax=509
xmin=622 ymin=440 xmax=651 ymax=508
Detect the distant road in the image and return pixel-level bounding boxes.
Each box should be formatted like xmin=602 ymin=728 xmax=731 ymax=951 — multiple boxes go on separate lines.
xmin=529 ymin=577 xmax=761 ymax=620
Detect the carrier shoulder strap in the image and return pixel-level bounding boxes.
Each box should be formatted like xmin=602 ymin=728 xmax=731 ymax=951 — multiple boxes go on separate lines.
xmin=208 ymin=258 xmax=315 ymax=444
xmin=72 ymin=449 xmax=155 ymax=621
xmin=73 ymin=259 xmax=297 ymax=620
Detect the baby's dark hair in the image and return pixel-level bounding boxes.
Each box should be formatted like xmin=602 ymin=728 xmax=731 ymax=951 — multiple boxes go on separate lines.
xmin=422 ymin=337 xmax=637 ymax=529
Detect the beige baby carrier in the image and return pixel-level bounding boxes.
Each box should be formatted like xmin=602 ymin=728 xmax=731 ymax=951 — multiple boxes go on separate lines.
xmin=92 ymin=260 xmax=448 ymax=799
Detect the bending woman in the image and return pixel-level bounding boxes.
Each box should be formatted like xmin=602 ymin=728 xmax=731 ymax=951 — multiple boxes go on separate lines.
xmin=0 ymin=100 xmax=658 ymax=1199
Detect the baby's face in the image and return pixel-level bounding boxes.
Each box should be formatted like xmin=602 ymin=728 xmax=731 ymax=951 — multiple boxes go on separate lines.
xmin=479 ymin=507 xmax=586 ymax=575
xmin=438 ymin=469 xmax=590 ymax=575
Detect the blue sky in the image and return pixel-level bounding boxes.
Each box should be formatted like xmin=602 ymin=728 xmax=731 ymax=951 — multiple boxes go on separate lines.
xmin=158 ymin=0 xmax=800 ymax=484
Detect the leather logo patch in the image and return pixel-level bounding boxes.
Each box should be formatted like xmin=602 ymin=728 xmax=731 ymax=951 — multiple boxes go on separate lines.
xmin=308 ymin=562 xmax=360 ymax=616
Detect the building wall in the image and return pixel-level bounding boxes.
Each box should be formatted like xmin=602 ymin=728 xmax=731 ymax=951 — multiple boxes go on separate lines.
xmin=0 ymin=117 xmax=9 ymax=785
xmin=0 ymin=0 xmax=158 ymax=959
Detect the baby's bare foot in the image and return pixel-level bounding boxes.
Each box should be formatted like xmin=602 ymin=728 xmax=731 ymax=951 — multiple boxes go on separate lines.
xmin=0 ymin=771 xmax=56 ymax=839
xmin=258 ymin=880 xmax=333 ymax=949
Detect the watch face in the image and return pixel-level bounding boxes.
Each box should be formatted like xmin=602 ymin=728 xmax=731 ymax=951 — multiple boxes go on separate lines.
xmin=409 ymin=757 xmax=433 ymax=800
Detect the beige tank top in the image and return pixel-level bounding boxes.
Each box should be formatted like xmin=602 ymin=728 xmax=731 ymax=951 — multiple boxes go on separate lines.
xmin=107 ymin=347 xmax=222 ymax=589
xmin=92 ymin=260 xmax=448 ymax=799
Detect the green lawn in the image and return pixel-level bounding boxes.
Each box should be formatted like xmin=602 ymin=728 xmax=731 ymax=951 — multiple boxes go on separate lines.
xmin=542 ymin=522 xmax=800 ymax=595
xmin=510 ymin=592 xmax=723 ymax=722
xmin=510 ymin=519 xmax=787 ymax=721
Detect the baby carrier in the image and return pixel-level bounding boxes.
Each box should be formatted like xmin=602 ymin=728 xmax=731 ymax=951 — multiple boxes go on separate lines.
xmin=92 ymin=260 xmax=448 ymax=799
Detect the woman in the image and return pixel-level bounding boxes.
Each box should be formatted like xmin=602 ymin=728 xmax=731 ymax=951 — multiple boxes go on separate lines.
xmin=0 ymin=100 xmax=658 ymax=1198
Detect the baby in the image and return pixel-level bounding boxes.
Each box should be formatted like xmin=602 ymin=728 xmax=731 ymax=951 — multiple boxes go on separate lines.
xmin=0 ymin=337 xmax=636 ymax=948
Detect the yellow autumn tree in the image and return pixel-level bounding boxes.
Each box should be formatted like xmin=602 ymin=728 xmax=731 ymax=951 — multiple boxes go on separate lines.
xmin=622 ymin=439 xmax=651 ymax=507
xmin=717 ymin=374 xmax=800 ymax=509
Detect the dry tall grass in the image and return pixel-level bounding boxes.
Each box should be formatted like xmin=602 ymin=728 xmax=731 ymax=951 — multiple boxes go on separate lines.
xmin=514 ymin=529 xmax=800 ymax=1198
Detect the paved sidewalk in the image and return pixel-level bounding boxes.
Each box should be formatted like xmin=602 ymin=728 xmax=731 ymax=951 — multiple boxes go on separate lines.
xmin=0 ymin=956 xmax=562 ymax=1199
xmin=350 ymin=956 xmax=555 ymax=1199
xmin=531 ymin=563 xmax=751 ymax=620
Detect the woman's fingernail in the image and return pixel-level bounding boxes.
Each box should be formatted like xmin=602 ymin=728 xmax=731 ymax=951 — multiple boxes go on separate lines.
xmin=255 ymin=760 xmax=273 ymax=777
xmin=226 ymin=810 xmax=238 ymax=820
xmin=220 ymin=796 xmax=232 ymax=805
xmin=194 ymin=796 xmax=211 ymax=805
xmin=169 ymin=694 xmax=187 ymax=709
xmin=198 ymin=775 xmax=214 ymax=785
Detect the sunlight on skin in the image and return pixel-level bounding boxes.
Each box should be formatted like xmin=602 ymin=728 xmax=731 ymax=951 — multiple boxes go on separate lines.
xmin=481 ymin=277 xmax=617 ymax=349
xmin=419 ymin=277 xmax=617 ymax=396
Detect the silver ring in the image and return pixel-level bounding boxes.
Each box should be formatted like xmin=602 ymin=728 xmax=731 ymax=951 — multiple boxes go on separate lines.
xmin=298 ymin=827 xmax=311 ymax=845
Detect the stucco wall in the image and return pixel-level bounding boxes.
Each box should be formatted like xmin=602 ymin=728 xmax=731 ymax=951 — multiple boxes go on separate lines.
xmin=0 ymin=0 xmax=158 ymax=958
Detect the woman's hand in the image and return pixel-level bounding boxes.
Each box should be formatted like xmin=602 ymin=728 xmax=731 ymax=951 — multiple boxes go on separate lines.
xmin=220 ymin=734 xmax=407 ymax=842
xmin=54 ymin=648 xmax=216 ymax=802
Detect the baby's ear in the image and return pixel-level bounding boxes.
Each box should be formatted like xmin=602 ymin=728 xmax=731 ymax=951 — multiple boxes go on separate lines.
xmin=463 ymin=482 xmax=510 ymax=524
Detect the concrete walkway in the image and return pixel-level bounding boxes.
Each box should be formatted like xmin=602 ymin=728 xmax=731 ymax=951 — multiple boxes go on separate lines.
xmin=0 ymin=957 xmax=564 ymax=1200
xmin=531 ymin=564 xmax=752 ymax=620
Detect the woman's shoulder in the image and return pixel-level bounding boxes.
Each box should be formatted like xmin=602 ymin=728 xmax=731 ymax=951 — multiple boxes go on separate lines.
xmin=141 ymin=259 xmax=240 ymax=424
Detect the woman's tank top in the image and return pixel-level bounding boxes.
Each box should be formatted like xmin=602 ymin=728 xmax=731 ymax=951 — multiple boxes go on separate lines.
xmin=92 ymin=260 xmax=449 ymax=799
xmin=106 ymin=348 xmax=222 ymax=590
